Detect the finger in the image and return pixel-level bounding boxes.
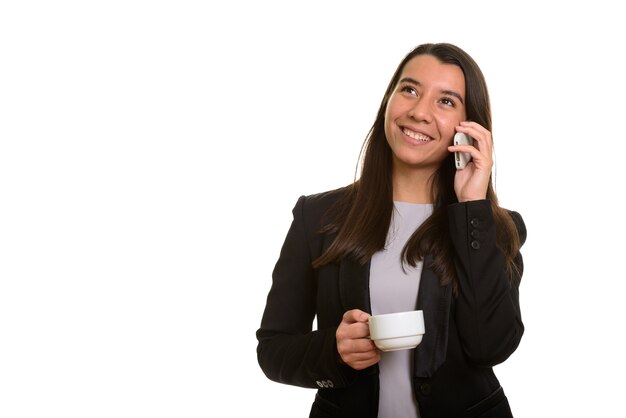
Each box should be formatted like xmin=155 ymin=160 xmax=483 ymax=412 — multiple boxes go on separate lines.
xmin=340 ymin=347 xmax=380 ymax=365
xmin=337 ymin=334 xmax=378 ymax=356
xmin=341 ymin=350 xmax=380 ymax=368
xmin=458 ymin=120 xmax=490 ymax=136
xmin=456 ymin=123 xmax=492 ymax=151
xmin=348 ymin=353 xmax=381 ymax=370
xmin=448 ymin=146 xmax=492 ymax=174
xmin=449 ymin=145 xmax=493 ymax=172
xmin=447 ymin=144 xmax=476 ymax=153
xmin=447 ymin=144 xmax=488 ymax=162
xmin=337 ymin=322 xmax=373 ymax=342
xmin=450 ymin=124 xmax=493 ymax=157
xmin=340 ymin=345 xmax=379 ymax=361
xmin=348 ymin=336 xmax=378 ymax=353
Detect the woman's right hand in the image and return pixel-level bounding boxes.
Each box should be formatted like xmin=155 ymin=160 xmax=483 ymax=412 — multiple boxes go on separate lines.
xmin=336 ymin=309 xmax=380 ymax=370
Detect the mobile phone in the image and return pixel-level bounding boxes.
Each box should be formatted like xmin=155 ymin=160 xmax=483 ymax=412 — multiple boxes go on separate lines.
xmin=453 ymin=132 xmax=473 ymax=170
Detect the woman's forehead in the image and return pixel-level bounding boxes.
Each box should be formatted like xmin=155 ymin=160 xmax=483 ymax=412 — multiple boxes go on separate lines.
xmin=400 ymin=55 xmax=465 ymax=92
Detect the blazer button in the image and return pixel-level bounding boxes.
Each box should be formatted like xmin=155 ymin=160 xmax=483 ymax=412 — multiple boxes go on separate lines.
xmin=471 ymin=240 xmax=480 ymax=250
xmin=419 ymin=383 xmax=431 ymax=396
xmin=471 ymin=229 xmax=480 ymax=239
xmin=316 ymin=380 xmax=323 ymax=388
xmin=470 ymin=218 xmax=479 ymax=227
xmin=327 ymin=380 xmax=334 ymax=388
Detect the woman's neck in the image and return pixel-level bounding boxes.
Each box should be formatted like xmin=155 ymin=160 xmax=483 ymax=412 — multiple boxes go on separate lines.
xmin=391 ymin=163 xmax=436 ymax=204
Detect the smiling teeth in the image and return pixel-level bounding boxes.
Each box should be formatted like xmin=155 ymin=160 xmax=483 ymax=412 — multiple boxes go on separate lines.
xmin=403 ymin=128 xmax=431 ymax=142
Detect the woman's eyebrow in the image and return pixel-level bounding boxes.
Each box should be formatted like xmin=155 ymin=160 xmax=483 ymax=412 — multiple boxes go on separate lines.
xmin=398 ymin=77 xmax=464 ymax=105
xmin=441 ymin=89 xmax=464 ymax=105
xmin=399 ymin=77 xmax=421 ymax=87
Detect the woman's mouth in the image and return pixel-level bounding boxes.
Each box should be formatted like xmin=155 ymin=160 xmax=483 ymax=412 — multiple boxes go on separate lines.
xmin=402 ymin=127 xmax=432 ymax=142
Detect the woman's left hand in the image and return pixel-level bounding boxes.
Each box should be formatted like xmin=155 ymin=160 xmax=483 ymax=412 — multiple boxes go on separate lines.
xmin=448 ymin=121 xmax=494 ymax=202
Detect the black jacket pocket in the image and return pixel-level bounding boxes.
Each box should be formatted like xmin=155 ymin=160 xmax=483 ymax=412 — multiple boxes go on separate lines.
xmin=465 ymin=387 xmax=512 ymax=418
xmin=309 ymin=393 xmax=342 ymax=418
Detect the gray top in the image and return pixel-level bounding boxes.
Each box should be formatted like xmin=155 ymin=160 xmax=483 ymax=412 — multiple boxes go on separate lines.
xmin=370 ymin=201 xmax=433 ymax=418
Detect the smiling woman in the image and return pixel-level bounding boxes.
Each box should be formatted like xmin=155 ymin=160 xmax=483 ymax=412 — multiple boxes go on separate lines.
xmin=384 ymin=55 xmax=467 ymax=201
xmin=256 ymin=43 xmax=526 ymax=418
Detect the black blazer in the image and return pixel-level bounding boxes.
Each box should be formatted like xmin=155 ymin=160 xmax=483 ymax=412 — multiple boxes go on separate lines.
xmin=257 ymin=187 xmax=527 ymax=418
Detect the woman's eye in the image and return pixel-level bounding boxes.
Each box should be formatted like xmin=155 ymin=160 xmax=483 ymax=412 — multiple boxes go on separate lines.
xmin=440 ymin=97 xmax=455 ymax=107
xmin=400 ymin=85 xmax=417 ymax=95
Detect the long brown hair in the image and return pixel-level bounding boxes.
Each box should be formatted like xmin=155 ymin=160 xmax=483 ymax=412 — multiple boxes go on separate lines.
xmin=313 ymin=43 xmax=521 ymax=292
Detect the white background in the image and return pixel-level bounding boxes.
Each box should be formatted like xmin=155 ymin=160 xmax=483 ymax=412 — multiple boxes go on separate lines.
xmin=1 ymin=1 xmax=624 ymax=417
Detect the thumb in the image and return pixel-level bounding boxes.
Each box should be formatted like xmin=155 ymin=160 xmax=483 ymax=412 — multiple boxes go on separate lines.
xmin=343 ymin=309 xmax=370 ymax=323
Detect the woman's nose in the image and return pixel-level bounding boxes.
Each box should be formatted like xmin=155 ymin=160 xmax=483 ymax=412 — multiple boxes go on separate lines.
xmin=407 ymin=99 xmax=433 ymax=123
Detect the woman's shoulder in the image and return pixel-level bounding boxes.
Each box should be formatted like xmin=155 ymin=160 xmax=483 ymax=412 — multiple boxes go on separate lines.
xmin=303 ymin=185 xmax=352 ymax=207
xmin=294 ymin=185 xmax=353 ymax=227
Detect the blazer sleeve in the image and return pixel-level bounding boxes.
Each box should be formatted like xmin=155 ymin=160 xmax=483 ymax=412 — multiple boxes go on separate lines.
xmin=447 ymin=199 xmax=527 ymax=367
xmin=256 ymin=195 xmax=359 ymax=389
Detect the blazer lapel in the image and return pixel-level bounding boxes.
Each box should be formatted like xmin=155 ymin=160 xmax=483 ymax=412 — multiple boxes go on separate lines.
xmin=414 ymin=256 xmax=452 ymax=378
xmin=338 ymin=259 xmax=372 ymax=313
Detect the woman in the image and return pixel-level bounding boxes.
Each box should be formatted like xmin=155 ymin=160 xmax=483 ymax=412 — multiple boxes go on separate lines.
xmin=256 ymin=43 xmax=526 ymax=418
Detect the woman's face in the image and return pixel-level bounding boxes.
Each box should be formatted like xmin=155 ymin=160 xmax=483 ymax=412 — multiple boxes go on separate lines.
xmin=384 ymin=54 xmax=467 ymax=173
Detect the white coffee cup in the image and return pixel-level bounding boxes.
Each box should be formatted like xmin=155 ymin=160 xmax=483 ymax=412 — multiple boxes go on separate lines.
xmin=368 ymin=310 xmax=425 ymax=352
